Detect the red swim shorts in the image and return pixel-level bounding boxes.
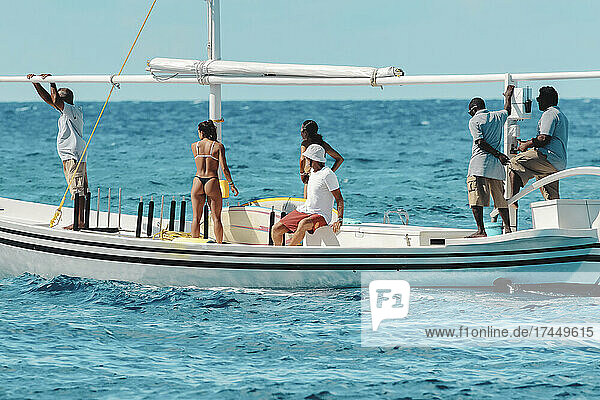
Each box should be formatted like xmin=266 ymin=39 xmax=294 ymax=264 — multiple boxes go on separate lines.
xmin=279 ymin=210 xmax=327 ymax=234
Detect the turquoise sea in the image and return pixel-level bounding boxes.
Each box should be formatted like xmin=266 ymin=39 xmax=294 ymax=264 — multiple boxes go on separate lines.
xmin=1 ymin=100 xmax=600 ymax=398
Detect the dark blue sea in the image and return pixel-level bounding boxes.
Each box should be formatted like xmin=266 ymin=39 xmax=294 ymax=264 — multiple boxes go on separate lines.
xmin=1 ymin=100 xmax=600 ymax=398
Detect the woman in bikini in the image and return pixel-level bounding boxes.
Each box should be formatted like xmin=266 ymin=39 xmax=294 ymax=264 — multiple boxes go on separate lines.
xmin=299 ymin=120 xmax=344 ymax=198
xmin=191 ymin=120 xmax=238 ymax=243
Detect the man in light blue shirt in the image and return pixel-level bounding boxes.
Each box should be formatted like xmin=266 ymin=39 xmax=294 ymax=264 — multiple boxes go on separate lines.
xmin=28 ymin=73 xmax=88 ymax=229
xmin=509 ymin=86 xmax=568 ymax=200
xmin=466 ymin=85 xmax=514 ymax=237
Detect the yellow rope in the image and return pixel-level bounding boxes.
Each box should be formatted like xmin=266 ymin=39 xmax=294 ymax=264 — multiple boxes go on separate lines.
xmin=50 ymin=0 xmax=158 ymax=227
xmin=152 ymin=229 xmax=193 ymax=241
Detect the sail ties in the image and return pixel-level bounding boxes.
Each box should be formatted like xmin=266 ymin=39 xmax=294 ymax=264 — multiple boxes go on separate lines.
xmin=370 ymin=67 xmax=404 ymax=89
xmin=370 ymin=69 xmax=382 ymax=89
xmin=194 ymin=60 xmax=215 ymax=85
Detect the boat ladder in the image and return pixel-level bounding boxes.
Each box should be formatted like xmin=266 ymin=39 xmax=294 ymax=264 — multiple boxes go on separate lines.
xmin=383 ymin=208 xmax=409 ymax=225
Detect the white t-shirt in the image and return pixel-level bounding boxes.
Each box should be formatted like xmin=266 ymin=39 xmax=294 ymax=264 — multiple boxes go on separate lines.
xmin=297 ymin=166 xmax=340 ymax=224
xmin=57 ymin=103 xmax=86 ymax=162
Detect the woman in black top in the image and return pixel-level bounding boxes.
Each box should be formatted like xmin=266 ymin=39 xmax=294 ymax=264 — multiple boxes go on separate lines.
xmin=299 ymin=120 xmax=344 ymax=198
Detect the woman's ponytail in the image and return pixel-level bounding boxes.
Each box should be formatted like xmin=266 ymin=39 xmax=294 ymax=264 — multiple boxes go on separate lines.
xmin=198 ymin=120 xmax=218 ymax=141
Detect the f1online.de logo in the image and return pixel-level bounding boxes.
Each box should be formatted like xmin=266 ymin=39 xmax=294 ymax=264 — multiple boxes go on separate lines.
xmin=369 ymin=280 xmax=410 ymax=331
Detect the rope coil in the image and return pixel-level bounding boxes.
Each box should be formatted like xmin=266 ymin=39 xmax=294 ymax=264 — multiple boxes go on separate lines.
xmin=152 ymin=229 xmax=192 ymax=241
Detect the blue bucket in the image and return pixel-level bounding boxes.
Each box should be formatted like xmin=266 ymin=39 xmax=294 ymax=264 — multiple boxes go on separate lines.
xmin=486 ymin=221 xmax=503 ymax=236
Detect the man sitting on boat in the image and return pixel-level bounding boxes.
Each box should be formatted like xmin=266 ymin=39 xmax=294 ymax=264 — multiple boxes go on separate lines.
xmin=27 ymin=73 xmax=87 ymax=230
xmin=466 ymin=85 xmax=514 ymax=237
xmin=508 ymin=86 xmax=568 ymax=201
xmin=271 ymin=144 xmax=344 ymax=246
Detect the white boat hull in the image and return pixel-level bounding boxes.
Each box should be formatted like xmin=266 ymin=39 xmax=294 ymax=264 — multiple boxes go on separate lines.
xmin=1 ymin=220 xmax=600 ymax=289
xmin=1 ymin=242 xmax=599 ymax=289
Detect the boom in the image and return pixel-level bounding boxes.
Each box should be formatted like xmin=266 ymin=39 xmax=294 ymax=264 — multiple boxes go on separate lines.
xmin=2 ymin=70 xmax=600 ymax=86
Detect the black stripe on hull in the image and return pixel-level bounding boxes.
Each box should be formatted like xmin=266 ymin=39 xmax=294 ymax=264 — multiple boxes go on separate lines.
xmin=0 ymin=225 xmax=599 ymax=260
xmin=1 ymin=236 xmax=600 ymax=271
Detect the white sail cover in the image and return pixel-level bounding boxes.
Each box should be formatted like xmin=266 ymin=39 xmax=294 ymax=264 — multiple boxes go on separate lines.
xmin=147 ymin=58 xmax=403 ymax=82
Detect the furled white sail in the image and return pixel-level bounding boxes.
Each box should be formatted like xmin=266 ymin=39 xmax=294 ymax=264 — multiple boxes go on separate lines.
xmin=146 ymin=58 xmax=404 ymax=82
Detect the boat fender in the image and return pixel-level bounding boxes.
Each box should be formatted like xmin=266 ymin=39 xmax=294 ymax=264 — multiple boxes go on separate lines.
xmin=268 ymin=206 xmax=275 ymax=245
xmin=147 ymin=196 xmax=154 ymax=237
xmin=84 ymin=192 xmax=91 ymax=229
xmin=179 ymin=196 xmax=187 ymax=232
xmin=73 ymin=193 xmax=80 ymax=231
xmin=281 ymin=211 xmax=287 ymax=246
xmin=136 ymin=196 xmax=143 ymax=238
xmin=203 ymin=204 xmax=209 ymax=239
xmin=169 ymin=196 xmax=176 ymax=231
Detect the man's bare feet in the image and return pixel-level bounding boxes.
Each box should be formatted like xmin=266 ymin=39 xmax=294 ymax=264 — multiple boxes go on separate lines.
xmin=63 ymin=221 xmax=84 ymax=230
xmin=466 ymin=231 xmax=487 ymax=238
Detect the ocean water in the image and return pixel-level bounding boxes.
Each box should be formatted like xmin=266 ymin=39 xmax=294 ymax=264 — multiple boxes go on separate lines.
xmin=1 ymin=100 xmax=600 ymax=398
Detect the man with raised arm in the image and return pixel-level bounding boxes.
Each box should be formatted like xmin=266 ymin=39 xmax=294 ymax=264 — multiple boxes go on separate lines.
xmin=271 ymin=144 xmax=344 ymax=246
xmin=465 ymin=85 xmax=514 ymax=238
xmin=508 ymin=86 xmax=568 ymax=201
xmin=27 ymin=73 xmax=87 ymax=229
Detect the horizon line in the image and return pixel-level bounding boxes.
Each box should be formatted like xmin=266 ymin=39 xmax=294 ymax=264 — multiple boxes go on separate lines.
xmin=2 ymin=97 xmax=599 ymax=103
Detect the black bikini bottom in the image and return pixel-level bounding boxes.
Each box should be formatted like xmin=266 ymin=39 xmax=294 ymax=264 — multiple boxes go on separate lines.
xmin=194 ymin=176 xmax=218 ymax=186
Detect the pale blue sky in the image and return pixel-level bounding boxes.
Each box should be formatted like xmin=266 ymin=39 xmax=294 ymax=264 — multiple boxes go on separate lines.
xmin=3 ymin=0 xmax=600 ymax=101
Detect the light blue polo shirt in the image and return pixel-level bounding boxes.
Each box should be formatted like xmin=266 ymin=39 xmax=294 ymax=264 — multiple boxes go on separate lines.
xmin=57 ymin=103 xmax=86 ymax=162
xmin=537 ymin=106 xmax=568 ymax=171
xmin=467 ymin=109 xmax=508 ymax=180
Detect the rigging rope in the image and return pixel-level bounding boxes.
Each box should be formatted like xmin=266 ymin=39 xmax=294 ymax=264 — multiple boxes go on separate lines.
xmin=50 ymin=0 xmax=158 ymax=227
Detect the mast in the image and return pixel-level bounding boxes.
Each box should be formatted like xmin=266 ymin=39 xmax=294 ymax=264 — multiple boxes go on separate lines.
xmin=207 ymin=0 xmax=222 ymax=142
xmin=503 ymin=74 xmax=518 ymax=231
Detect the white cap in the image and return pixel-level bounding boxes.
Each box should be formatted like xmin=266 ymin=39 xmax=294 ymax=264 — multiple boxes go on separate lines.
xmin=302 ymin=144 xmax=326 ymax=163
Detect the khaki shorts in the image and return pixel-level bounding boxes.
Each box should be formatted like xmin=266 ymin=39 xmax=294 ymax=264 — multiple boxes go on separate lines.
xmin=62 ymin=159 xmax=88 ymax=200
xmin=508 ymin=149 xmax=559 ymax=200
xmin=467 ymin=176 xmax=508 ymax=208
